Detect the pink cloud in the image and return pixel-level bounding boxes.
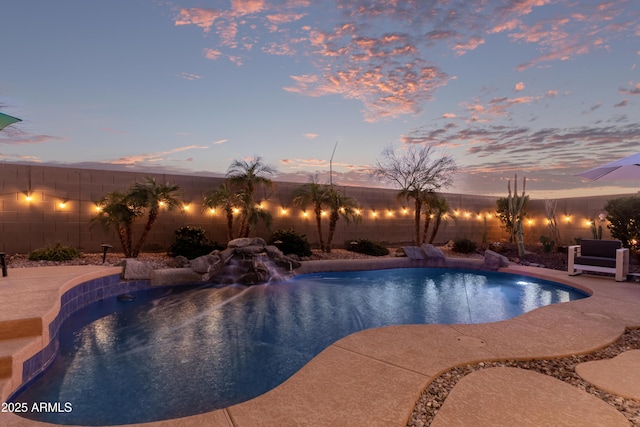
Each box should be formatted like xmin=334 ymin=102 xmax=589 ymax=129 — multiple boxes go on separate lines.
xmin=231 ymin=0 xmax=265 ymax=15
xmin=203 ymin=48 xmax=222 ymax=60
xmin=108 ymin=145 xmax=209 ymax=166
xmin=454 ymin=36 xmax=485 ymax=55
xmin=515 ymin=82 xmax=525 ymax=92
xmin=303 ymin=133 xmax=319 ymax=139
xmin=620 ymin=82 xmax=640 ymax=95
xmin=174 ymin=8 xmax=221 ymax=32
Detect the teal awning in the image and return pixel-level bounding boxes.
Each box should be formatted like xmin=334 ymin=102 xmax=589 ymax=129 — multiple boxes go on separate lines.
xmin=0 ymin=112 xmax=21 ymax=131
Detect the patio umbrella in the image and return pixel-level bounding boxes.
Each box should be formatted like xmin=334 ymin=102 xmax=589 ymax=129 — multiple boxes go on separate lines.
xmin=576 ymin=151 xmax=640 ymax=181
xmin=0 ymin=112 xmax=21 ymax=131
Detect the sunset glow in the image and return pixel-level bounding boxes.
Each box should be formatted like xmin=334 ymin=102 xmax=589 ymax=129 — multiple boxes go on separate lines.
xmin=1 ymin=1 xmax=639 ymax=198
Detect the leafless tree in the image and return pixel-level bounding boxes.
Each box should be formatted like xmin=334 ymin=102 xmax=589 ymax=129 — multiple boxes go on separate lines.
xmin=371 ymin=144 xmax=458 ymax=245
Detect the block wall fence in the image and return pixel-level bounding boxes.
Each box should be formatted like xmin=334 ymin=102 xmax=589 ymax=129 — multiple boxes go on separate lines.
xmin=0 ymin=163 xmax=632 ymax=254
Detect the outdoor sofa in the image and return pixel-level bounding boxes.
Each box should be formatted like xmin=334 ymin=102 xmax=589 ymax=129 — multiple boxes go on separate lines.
xmin=568 ymin=239 xmax=629 ymax=282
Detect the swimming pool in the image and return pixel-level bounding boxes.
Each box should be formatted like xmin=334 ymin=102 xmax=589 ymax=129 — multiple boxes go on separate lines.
xmin=12 ymin=268 xmax=587 ymax=425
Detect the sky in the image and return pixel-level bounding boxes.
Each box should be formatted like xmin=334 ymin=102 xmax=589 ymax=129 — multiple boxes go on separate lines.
xmin=1 ymin=0 xmax=639 ymax=198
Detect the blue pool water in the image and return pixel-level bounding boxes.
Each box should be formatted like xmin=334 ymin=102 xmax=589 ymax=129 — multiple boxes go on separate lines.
xmin=13 ymin=268 xmax=587 ymax=425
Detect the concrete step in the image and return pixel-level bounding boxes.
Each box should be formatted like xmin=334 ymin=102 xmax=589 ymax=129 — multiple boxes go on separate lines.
xmin=0 ymin=318 xmax=42 ymax=341
xmin=0 ymin=336 xmax=41 ymax=379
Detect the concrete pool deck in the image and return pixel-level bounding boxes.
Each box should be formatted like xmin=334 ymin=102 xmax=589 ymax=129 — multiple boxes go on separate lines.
xmin=0 ymin=261 xmax=639 ymax=426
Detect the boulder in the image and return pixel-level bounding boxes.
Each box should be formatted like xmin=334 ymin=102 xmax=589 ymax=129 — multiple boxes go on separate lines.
xmin=484 ymin=249 xmax=510 ymax=270
xmin=265 ymin=245 xmax=284 ymax=259
xmin=228 ymin=238 xmax=252 ymax=248
xmin=170 ymin=256 xmax=189 ymax=268
xmin=421 ymin=244 xmax=445 ymax=260
xmin=190 ymin=254 xmax=220 ymax=274
xmin=402 ymin=246 xmax=425 ymax=260
xmin=236 ymin=245 xmax=265 ymax=255
xmin=123 ymin=258 xmax=155 ymax=280
xmin=250 ymin=237 xmax=267 ymax=247
xmin=150 ymin=268 xmax=203 ymax=287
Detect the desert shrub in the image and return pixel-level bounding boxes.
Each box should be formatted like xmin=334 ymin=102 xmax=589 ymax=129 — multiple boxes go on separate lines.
xmin=269 ymin=229 xmax=312 ymax=257
xmin=168 ymin=226 xmax=220 ymax=259
xmin=345 ymin=238 xmax=389 ymax=256
xmin=28 ymin=242 xmax=81 ymax=261
xmin=605 ymin=196 xmax=640 ymax=249
xmin=539 ymin=235 xmax=555 ymax=253
xmin=452 ymin=238 xmax=477 ymax=254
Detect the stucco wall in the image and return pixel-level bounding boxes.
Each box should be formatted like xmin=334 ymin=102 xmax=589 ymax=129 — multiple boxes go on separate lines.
xmin=0 ymin=163 xmax=631 ymax=253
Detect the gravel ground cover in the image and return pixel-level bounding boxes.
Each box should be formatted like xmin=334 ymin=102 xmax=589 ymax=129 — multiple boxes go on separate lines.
xmin=407 ymin=328 xmax=640 ymax=427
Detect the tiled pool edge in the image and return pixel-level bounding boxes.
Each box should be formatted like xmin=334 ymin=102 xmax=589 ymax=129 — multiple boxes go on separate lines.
xmin=10 ymin=274 xmax=152 ymax=400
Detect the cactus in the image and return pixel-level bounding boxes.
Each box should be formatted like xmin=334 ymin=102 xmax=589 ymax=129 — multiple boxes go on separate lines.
xmin=590 ymin=220 xmax=603 ymax=240
xmin=507 ymin=174 xmax=528 ymax=258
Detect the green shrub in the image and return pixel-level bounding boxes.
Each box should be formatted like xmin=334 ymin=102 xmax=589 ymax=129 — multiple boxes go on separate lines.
xmin=28 ymin=242 xmax=81 ymax=261
xmin=345 ymin=238 xmax=389 ymax=256
xmin=539 ymin=235 xmax=555 ymax=253
xmin=605 ymin=196 xmax=640 ymax=248
xmin=168 ymin=226 xmax=220 ymax=259
xmin=452 ymin=238 xmax=477 ymax=254
xmin=269 ymin=229 xmax=312 ymax=257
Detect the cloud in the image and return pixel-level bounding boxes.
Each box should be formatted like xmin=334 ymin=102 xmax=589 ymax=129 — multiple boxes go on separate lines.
xmin=619 ymin=82 xmax=640 ymax=95
xmin=231 ymin=0 xmax=265 ymax=15
xmin=303 ymin=133 xmax=319 ymax=139
xmin=173 ymin=0 xmax=640 ymax=122
xmin=614 ymin=99 xmax=629 ymax=108
xmin=0 ymin=132 xmax=64 ymax=145
xmin=107 ymin=145 xmax=209 ymax=165
xmin=213 ymin=139 xmax=228 ymax=145
xmin=174 ymin=8 xmax=222 ymax=32
xmin=178 ymin=72 xmax=202 ymax=81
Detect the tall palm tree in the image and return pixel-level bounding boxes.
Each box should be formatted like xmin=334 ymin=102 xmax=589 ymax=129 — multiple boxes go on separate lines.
xmin=325 ymin=187 xmax=361 ymax=253
xmin=91 ymin=191 xmax=141 ymax=257
xmin=292 ymin=177 xmax=330 ymax=251
xmin=398 ymin=187 xmax=425 ymax=246
xmin=128 ymin=177 xmax=183 ymax=257
xmin=227 ymin=156 xmax=276 ymax=238
xmin=203 ymin=181 xmax=236 ymax=241
xmin=232 ymin=188 xmax=273 ymax=237
xmin=421 ymin=191 xmax=435 ymax=245
xmin=227 ymin=156 xmax=276 ymax=197
xmin=427 ymin=194 xmax=456 ymax=244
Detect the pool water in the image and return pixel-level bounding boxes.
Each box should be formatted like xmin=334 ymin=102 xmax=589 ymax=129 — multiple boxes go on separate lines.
xmin=12 ymin=268 xmax=587 ymax=425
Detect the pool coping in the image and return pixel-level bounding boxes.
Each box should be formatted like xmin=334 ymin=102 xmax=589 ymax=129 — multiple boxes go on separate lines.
xmin=1 ymin=260 xmax=639 ymax=426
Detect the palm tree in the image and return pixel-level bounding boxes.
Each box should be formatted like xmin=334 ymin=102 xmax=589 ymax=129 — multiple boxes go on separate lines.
xmin=91 ymin=191 xmax=141 ymax=257
xmin=427 ymin=194 xmax=456 ymax=244
xmin=398 ymin=187 xmax=425 ymax=246
xmin=203 ymin=181 xmax=236 ymax=241
xmin=292 ymin=177 xmax=330 ymax=251
xmin=421 ymin=191 xmax=435 ymax=245
xmin=233 ymin=188 xmax=273 ymax=237
xmin=128 ymin=177 xmax=183 ymax=257
xmin=325 ymin=187 xmax=361 ymax=253
xmin=227 ymin=156 xmax=276 ymax=238
xmin=227 ymin=156 xmax=276 ymax=197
